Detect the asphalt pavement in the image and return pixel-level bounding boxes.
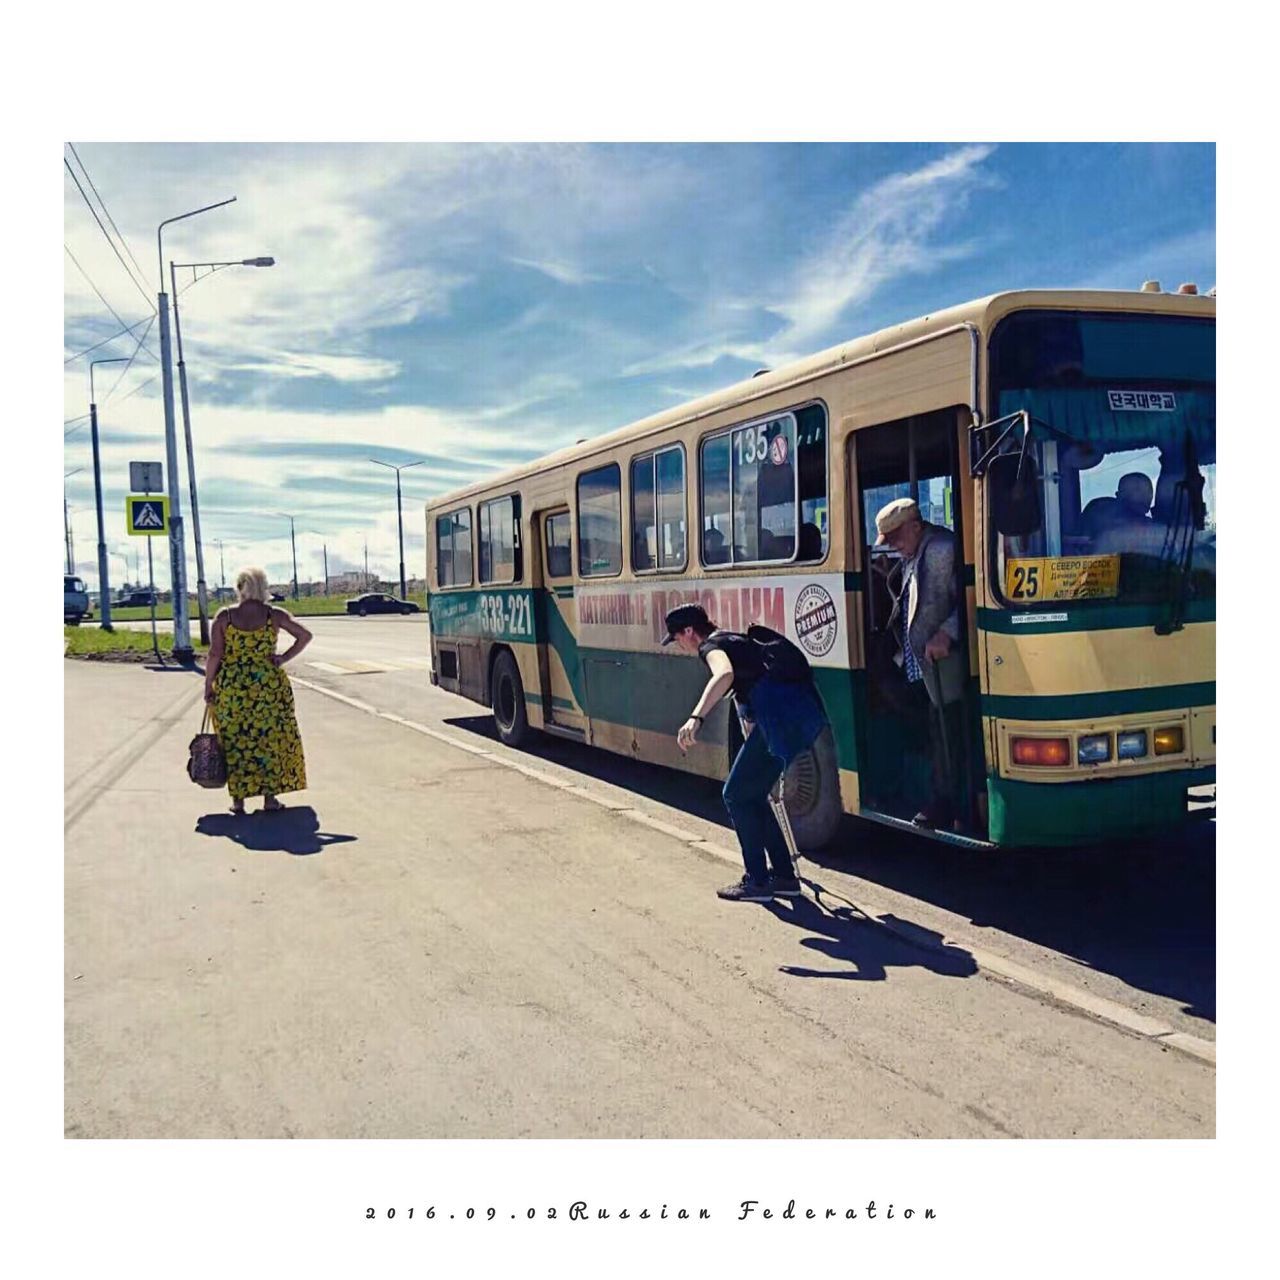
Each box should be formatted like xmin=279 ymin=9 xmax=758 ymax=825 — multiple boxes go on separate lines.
xmin=64 ymin=617 xmax=1215 ymax=1137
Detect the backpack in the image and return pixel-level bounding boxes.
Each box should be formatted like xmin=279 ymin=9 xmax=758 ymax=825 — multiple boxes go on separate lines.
xmin=747 ymin=624 xmax=813 ymax=684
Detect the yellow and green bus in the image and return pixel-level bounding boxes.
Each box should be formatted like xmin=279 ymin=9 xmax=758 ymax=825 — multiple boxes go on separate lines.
xmin=425 ymin=287 xmax=1215 ymax=849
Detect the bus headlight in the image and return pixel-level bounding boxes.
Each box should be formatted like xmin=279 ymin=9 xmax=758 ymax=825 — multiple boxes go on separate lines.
xmin=1078 ymin=734 xmax=1111 ymax=764
xmin=1154 ymin=726 xmax=1185 ymax=755
xmin=1012 ymin=736 xmax=1071 ymax=767
xmin=1117 ymin=731 xmax=1148 ymax=760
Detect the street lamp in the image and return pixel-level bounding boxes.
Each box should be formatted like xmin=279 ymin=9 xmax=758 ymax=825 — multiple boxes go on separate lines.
xmin=276 ymin=513 xmax=299 ymax=600
xmin=64 ymin=469 xmax=83 ymax=574
xmin=171 ymin=254 xmax=275 ymax=644
xmin=370 ymin=458 xmax=424 ymax=599
xmin=89 ymin=357 xmax=129 ymax=630
xmin=156 ymin=196 xmax=236 ymax=664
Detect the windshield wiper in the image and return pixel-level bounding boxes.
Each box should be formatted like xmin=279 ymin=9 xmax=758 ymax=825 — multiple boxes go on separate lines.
xmin=1155 ymin=429 xmax=1206 ymax=635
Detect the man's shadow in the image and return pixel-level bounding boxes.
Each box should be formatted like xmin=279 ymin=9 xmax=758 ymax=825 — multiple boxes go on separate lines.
xmin=767 ymin=890 xmax=978 ymax=983
xmin=194 ymin=806 xmax=356 ymax=857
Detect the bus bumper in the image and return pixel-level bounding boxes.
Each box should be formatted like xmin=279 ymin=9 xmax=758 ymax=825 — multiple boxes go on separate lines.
xmin=986 ymin=765 xmax=1216 ymax=847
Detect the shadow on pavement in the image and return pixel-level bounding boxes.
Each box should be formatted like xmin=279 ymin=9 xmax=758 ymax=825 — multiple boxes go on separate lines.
xmin=443 ymin=712 xmax=1214 ymax=1023
xmin=767 ymin=893 xmax=978 ymax=983
xmin=195 ymin=806 xmax=356 ymax=856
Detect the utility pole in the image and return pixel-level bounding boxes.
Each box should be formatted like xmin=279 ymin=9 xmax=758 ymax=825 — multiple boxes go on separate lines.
xmin=218 ymin=539 xmax=226 ymax=591
xmin=277 ymin=513 xmax=298 ymax=600
xmin=171 ymin=255 xmax=273 ymax=644
xmin=64 ymin=469 xmax=82 ymax=574
xmin=171 ymin=262 xmax=209 ymax=645
xmin=157 ymin=196 xmax=235 ymax=664
xmin=370 ymin=457 xmax=424 ymax=599
xmin=89 ymin=358 xmax=128 ymax=631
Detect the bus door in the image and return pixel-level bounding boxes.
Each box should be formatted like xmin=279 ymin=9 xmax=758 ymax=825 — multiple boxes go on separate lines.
xmin=852 ymin=408 xmax=976 ymax=828
xmin=533 ymin=508 xmax=586 ymax=735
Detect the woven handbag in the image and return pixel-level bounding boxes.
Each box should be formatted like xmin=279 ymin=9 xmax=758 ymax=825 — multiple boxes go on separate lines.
xmin=187 ymin=706 xmax=227 ymax=788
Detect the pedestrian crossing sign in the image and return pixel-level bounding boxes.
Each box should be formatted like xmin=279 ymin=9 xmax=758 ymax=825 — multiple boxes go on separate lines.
xmin=126 ymin=494 xmax=169 ymax=536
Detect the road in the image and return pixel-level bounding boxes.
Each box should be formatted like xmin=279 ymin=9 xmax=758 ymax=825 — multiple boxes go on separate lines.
xmin=65 ymin=616 xmax=1214 ymax=1137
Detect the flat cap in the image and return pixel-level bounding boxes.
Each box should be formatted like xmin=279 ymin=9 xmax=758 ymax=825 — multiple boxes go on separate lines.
xmin=874 ymin=496 xmax=920 ymax=544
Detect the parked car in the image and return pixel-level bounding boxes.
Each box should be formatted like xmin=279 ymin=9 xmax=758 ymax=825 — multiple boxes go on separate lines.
xmin=269 ymin=592 xmax=285 ymax=602
xmin=346 ymin=593 xmax=421 ymax=616
xmin=64 ymin=574 xmax=90 ymax=625
xmin=117 ymin=588 xmax=158 ymax=608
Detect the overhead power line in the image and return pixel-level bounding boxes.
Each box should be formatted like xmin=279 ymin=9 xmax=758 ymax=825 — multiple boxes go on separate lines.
xmin=64 ymin=244 xmax=159 ymax=365
xmin=67 ymin=144 xmax=152 ymax=297
xmin=64 ymin=313 xmax=157 ymax=365
xmin=64 ymin=157 xmax=156 ymax=314
xmin=101 ymin=314 xmax=156 ymax=403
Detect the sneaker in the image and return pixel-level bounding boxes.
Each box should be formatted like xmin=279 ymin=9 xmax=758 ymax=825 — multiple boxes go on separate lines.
xmin=769 ymin=875 xmax=802 ymax=898
xmin=716 ymin=876 xmax=773 ymax=903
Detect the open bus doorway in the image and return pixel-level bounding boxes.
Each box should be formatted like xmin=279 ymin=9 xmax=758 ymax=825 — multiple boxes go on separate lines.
xmin=853 ymin=408 xmax=980 ymax=836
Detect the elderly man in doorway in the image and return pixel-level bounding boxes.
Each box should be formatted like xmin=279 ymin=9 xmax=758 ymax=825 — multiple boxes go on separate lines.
xmin=875 ymin=496 xmax=968 ymax=830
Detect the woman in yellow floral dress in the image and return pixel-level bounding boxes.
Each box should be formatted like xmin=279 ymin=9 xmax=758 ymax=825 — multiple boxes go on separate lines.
xmin=203 ymin=567 xmax=312 ymax=815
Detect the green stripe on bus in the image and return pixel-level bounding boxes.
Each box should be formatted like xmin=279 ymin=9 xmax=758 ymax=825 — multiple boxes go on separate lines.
xmin=982 ymin=681 xmax=1215 ymax=721
xmin=977 ymin=599 xmax=1215 ymax=634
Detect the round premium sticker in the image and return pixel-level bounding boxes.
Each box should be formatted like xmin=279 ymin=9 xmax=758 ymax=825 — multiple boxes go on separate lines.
xmin=794 ymin=582 xmax=838 ymax=657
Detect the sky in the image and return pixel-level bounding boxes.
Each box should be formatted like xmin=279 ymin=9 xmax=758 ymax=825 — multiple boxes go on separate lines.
xmin=62 ymin=142 xmax=1216 ymax=594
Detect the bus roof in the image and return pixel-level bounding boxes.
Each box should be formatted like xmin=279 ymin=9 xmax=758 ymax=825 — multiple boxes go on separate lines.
xmin=425 ymin=287 xmax=1215 ymax=511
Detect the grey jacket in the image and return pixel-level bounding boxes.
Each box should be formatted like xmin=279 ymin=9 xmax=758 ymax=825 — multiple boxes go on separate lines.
xmin=886 ymin=522 xmax=961 ymax=676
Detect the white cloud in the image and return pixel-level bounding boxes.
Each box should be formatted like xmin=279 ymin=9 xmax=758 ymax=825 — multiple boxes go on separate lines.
xmin=625 ymin=144 xmax=1000 ymax=377
xmin=509 ymin=257 xmax=606 ymax=287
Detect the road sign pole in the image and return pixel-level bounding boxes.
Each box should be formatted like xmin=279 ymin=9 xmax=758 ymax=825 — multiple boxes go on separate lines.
xmin=158 ymin=292 xmax=193 ymax=663
xmin=90 ymin=401 xmax=112 ymax=631
xmin=146 ymin=526 xmax=160 ymax=663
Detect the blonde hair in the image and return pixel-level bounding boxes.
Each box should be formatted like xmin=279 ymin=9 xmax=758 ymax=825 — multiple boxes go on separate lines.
xmin=235 ymin=567 xmax=270 ymax=603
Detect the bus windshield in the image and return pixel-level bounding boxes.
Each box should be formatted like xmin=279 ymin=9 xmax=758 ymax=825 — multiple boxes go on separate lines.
xmin=988 ymin=312 xmax=1215 ymax=608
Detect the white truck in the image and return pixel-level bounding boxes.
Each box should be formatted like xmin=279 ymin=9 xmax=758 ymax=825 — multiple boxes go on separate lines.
xmin=64 ymin=574 xmax=90 ymax=625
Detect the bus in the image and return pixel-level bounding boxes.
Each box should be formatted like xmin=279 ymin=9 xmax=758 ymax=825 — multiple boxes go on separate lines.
xmin=424 ymin=287 xmax=1215 ymax=849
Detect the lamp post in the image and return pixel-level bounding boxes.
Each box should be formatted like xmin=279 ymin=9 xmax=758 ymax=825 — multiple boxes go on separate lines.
xmin=370 ymin=458 xmax=424 ymax=599
xmin=171 ymin=255 xmax=274 ymax=644
xmin=277 ymin=513 xmax=299 ymax=600
xmin=157 ymin=196 xmax=236 ymax=664
xmin=64 ymin=469 xmax=82 ymax=574
xmin=89 ymin=357 xmax=128 ymax=630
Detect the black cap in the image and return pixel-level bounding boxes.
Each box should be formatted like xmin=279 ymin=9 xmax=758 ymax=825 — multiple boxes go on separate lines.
xmin=662 ymin=603 xmax=710 ymax=645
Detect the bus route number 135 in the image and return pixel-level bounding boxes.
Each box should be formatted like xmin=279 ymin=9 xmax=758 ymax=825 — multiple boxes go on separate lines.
xmin=479 ymin=593 xmax=532 ymax=637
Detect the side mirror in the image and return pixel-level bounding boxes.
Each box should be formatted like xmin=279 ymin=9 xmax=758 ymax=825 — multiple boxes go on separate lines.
xmin=990 ymin=451 xmax=1043 ymax=537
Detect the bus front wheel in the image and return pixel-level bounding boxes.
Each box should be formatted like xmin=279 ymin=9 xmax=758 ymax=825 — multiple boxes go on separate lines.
xmin=491 ymin=649 xmax=530 ymax=748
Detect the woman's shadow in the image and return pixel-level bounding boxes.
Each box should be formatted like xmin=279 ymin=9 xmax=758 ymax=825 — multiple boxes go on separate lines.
xmin=194 ymin=806 xmax=356 ymax=857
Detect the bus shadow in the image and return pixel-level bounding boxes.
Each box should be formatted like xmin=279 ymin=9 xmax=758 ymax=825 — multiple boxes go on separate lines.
xmin=814 ymin=816 xmax=1216 ymax=1025
xmin=443 ymin=713 xmax=1214 ymax=1025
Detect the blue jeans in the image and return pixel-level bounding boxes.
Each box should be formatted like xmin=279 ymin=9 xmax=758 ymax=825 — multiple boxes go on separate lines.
xmin=723 ymin=724 xmax=796 ymax=885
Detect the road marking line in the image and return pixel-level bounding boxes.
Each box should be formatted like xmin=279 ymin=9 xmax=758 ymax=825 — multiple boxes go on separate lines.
xmin=306 ymin=662 xmax=349 ymax=674
xmin=290 ymin=676 xmax=1216 ymax=1068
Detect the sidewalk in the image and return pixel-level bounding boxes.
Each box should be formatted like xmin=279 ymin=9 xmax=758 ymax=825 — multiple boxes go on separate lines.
xmin=64 ymin=661 xmax=1214 ymax=1138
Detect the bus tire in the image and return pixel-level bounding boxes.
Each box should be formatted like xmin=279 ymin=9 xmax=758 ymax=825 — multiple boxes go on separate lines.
xmin=783 ymin=726 xmax=841 ymax=850
xmin=491 ymin=649 xmax=530 ymax=748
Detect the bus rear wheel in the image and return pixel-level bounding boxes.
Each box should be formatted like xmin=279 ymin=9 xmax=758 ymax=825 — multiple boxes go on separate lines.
xmin=782 ymin=726 xmax=841 ymax=850
xmin=491 ymin=649 xmax=530 ymax=748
